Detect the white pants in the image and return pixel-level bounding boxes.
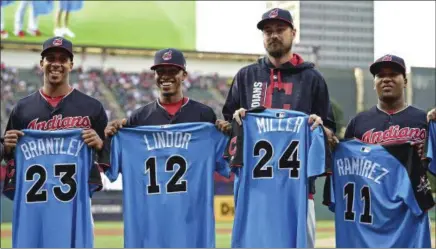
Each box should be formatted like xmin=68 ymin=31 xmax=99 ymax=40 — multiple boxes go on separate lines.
xmin=14 ymin=1 xmax=38 ymax=32
xmin=307 ymin=199 xmax=316 ymax=248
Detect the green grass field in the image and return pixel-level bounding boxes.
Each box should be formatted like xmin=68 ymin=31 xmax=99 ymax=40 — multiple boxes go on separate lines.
xmin=1 ymin=221 xmax=434 ymax=248
xmin=2 ymin=1 xmax=196 ymax=50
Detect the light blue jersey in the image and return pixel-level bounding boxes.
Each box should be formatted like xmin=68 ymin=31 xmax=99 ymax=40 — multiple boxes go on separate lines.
xmin=324 ymin=140 xmax=434 ymax=248
xmin=106 ymin=122 xmax=230 ymax=248
xmin=6 ymin=129 xmax=98 ymax=248
xmin=225 ymin=108 xmax=328 ymax=248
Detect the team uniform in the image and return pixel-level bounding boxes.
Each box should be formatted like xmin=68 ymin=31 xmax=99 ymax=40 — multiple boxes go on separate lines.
xmin=425 ymin=121 xmax=436 ymax=174
xmin=5 ymin=129 xmax=101 ymax=248
xmin=323 ymin=140 xmax=434 ymax=247
xmin=105 ymin=123 xmax=229 ymax=247
xmin=343 ymin=105 xmax=433 ymax=246
xmin=3 ymin=87 xmax=107 ymax=246
xmin=222 ymin=50 xmax=335 ymax=247
xmin=344 ymin=105 xmax=427 ymax=144
xmin=224 ymin=107 xmax=329 ymax=248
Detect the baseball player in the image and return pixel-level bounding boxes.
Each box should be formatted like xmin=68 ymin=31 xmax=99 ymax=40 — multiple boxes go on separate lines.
xmin=215 ymin=8 xmax=337 ymax=248
xmin=343 ymin=54 xmax=433 ymax=246
xmin=345 ymin=54 xmax=429 ymax=152
xmin=104 ymin=48 xmax=220 ymax=135
xmin=2 ymin=36 xmax=108 ymax=195
xmin=1 ymin=0 xmax=14 ymax=39
xmin=14 ymin=0 xmax=54 ymax=37
xmin=54 ymin=0 xmax=84 ymax=38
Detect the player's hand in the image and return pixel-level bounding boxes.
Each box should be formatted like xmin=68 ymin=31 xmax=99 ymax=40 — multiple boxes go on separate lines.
xmin=104 ymin=119 xmax=127 ymax=138
xmin=427 ymin=108 xmax=436 ymax=122
xmin=308 ymin=114 xmax=323 ymax=131
xmin=4 ymin=130 xmax=25 ymax=154
xmin=216 ymin=119 xmax=232 ymax=135
xmin=82 ymin=129 xmax=103 ymax=151
xmin=411 ymin=141 xmax=425 ymax=159
xmin=323 ymin=127 xmax=339 ymax=150
xmin=233 ymin=108 xmax=247 ymax=126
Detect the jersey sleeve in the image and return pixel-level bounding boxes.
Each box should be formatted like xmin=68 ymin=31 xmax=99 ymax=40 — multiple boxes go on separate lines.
xmin=397 ymin=145 xmax=435 ymax=216
xmin=424 ymin=121 xmax=436 ymax=175
xmin=2 ymin=159 xmax=16 ymax=200
xmin=322 ymin=174 xmax=336 ymax=212
xmin=307 ymin=125 xmax=330 ymax=177
xmin=311 ymin=71 xmax=331 ymax=128
xmin=213 ymin=129 xmax=231 ymax=178
xmin=344 ymin=117 xmax=356 ymax=139
xmin=104 ymin=133 xmax=122 ymax=182
xmin=88 ymin=162 xmax=103 ymax=197
xmin=223 ymin=120 xmax=244 ymax=168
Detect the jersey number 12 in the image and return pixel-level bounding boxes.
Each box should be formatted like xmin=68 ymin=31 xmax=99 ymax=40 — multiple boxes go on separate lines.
xmin=145 ymin=155 xmax=187 ymax=194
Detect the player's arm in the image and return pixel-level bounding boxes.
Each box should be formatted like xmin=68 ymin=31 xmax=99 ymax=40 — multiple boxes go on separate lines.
xmin=222 ymin=73 xmax=242 ymax=122
xmin=427 ymin=107 xmax=436 ymax=122
xmin=2 ymin=107 xmax=24 ymax=200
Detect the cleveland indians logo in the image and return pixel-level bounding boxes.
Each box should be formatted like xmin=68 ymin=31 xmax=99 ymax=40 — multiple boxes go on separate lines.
xmin=269 ymin=8 xmax=279 ymax=18
xmin=28 ymin=115 xmax=92 ymax=130
xmin=162 ymin=50 xmax=172 ymax=61
xmin=361 ymin=126 xmax=426 ymax=144
xmin=53 ymin=38 xmax=63 ymax=46
xmin=381 ymin=55 xmax=393 ymax=62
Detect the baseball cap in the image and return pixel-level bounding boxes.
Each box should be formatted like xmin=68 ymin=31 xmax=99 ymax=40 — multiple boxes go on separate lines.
xmin=257 ymin=8 xmax=294 ymax=30
xmin=150 ymin=48 xmax=186 ymax=71
xmin=370 ymin=54 xmax=406 ymax=76
xmin=41 ymin=36 xmax=74 ymax=59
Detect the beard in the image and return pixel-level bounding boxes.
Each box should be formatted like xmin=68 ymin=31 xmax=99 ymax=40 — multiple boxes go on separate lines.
xmin=265 ymin=39 xmax=292 ymax=58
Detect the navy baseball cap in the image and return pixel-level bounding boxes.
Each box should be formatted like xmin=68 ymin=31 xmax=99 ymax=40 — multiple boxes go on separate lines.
xmin=41 ymin=36 xmax=73 ymax=59
xmin=150 ymin=48 xmax=186 ymax=71
xmin=257 ymin=8 xmax=294 ymax=30
xmin=370 ymin=54 xmax=406 ymax=76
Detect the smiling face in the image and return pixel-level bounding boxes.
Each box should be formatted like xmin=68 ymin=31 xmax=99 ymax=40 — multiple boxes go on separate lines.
xmin=374 ymin=66 xmax=407 ymax=103
xmin=262 ymin=20 xmax=296 ymax=58
xmin=40 ymin=48 xmax=73 ymax=86
xmin=154 ymin=65 xmax=187 ymax=97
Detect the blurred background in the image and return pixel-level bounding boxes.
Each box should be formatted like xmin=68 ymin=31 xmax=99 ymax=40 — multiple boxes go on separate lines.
xmin=1 ymin=1 xmax=435 ymax=247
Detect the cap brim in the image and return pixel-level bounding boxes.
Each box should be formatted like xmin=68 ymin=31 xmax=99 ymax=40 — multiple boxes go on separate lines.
xmin=257 ymin=18 xmax=293 ymax=30
xmin=41 ymin=47 xmax=74 ymax=58
xmin=370 ymin=61 xmax=405 ymax=75
xmin=150 ymin=63 xmax=185 ymax=70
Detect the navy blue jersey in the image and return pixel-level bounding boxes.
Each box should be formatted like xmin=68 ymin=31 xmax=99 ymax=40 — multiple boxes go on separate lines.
xmin=7 ymin=129 xmax=99 ymax=248
xmin=425 ymin=121 xmax=436 ymax=174
xmin=128 ymin=98 xmax=217 ymax=126
xmin=224 ymin=107 xmax=329 ymax=248
xmin=106 ymin=122 xmax=230 ymax=248
xmin=323 ymin=140 xmax=434 ymax=248
xmin=3 ymin=89 xmax=107 ymax=199
xmin=344 ymin=105 xmax=427 ymax=143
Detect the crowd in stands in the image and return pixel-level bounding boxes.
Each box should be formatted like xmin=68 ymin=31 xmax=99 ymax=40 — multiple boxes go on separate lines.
xmin=1 ymin=62 xmax=233 ymax=133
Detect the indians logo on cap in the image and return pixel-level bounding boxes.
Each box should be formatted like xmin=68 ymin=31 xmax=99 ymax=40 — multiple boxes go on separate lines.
xmin=53 ymin=38 xmax=63 ymax=46
xmin=269 ymin=8 xmax=279 ymax=18
xmin=162 ymin=50 xmax=172 ymax=61
xmin=381 ymin=55 xmax=393 ymax=62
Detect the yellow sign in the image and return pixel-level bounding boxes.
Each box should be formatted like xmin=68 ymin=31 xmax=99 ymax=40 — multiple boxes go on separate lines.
xmin=214 ymin=195 xmax=235 ymax=222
